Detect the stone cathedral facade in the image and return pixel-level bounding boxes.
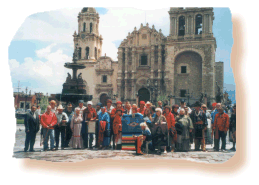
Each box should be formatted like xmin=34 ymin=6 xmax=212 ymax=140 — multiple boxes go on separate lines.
xmin=73 ymin=7 xmax=223 ymax=106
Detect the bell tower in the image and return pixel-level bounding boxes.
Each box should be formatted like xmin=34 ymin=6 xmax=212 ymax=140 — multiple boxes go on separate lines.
xmin=73 ymin=7 xmax=103 ymax=62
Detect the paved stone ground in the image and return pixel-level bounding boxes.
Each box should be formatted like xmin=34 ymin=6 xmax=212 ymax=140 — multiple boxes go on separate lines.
xmin=13 ymin=125 xmax=235 ymax=163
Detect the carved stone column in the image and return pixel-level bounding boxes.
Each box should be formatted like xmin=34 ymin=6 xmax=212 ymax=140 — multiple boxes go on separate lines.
xmin=151 ymin=45 xmax=155 ymax=79
xmin=132 ymin=47 xmax=136 ymax=78
xmin=125 ymin=47 xmax=129 ymax=80
xmin=124 ymin=80 xmax=128 ymax=100
xmin=158 ymin=45 xmax=162 ymax=79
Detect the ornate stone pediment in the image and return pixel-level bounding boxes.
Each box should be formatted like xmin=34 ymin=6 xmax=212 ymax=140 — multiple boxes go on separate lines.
xmin=95 ymin=84 xmax=113 ymax=94
xmin=95 ymin=56 xmax=114 ymax=75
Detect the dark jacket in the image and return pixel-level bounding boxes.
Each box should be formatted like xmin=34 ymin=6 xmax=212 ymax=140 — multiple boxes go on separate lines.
xmin=24 ymin=111 xmax=40 ymax=133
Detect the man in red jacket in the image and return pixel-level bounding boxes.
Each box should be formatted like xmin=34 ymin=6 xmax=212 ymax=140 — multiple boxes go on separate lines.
xmin=163 ymin=105 xmax=176 ymax=152
xmin=212 ymin=106 xmax=230 ymax=151
xmin=41 ymin=105 xmax=58 ymax=151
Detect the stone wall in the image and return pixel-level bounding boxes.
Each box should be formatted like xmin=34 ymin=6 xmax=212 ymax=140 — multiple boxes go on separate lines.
xmin=215 ymin=61 xmax=224 ymax=95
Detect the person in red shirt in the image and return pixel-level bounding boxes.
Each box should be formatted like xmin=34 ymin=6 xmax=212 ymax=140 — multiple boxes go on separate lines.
xmin=137 ymin=101 xmax=146 ymax=115
xmin=212 ymin=106 xmax=230 ymax=151
xmin=82 ymin=101 xmax=97 ymax=149
xmin=163 ymin=105 xmax=176 ymax=152
xmin=41 ymin=105 xmax=58 ymax=151
xmin=110 ymin=101 xmax=124 ymax=148
xmin=113 ymin=109 xmax=123 ymax=150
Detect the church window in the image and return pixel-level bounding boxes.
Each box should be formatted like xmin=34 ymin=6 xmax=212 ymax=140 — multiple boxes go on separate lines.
xmin=20 ymin=102 xmax=24 ymax=109
xmin=78 ymin=47 xmax=82 ymax=59
xmin=141 ymin=55 xmax=148 ymax=66
xmin=178 ymin=16 xmax=185 ymax=36
xmin=142 ymin=34 xmax=147 ymax=39
xmin=181 ymin=66 xmax=187 ymax=73
xmin=85 ymin=47 xmax=89 ymax=59
xmin=95 ymin=47 xmax=97 ymax=60
xmin=180 ymin=90 xmax=186 ymax=97
xmin=195 ymin=14 xmax=203 ymax=35
xmin=83 ymin=22 xmax=86 ymax=32
xmin=102 ymin=75 xmax=107 ymax=83
xmin=90 ymin=22 xmax=93 ymax=33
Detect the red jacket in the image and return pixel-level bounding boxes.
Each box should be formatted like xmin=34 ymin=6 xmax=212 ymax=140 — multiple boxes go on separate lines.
xmin=83 ymin=107 xmax=97 ymax=121
xmin=113 ymin=114 xmax=122 ymax=135
xmin=40 ymin=112 xmax=57 ymax=129
xmin=163 ymin=112 xmax=175 ymax=129
xmin=110 ymin=107 xmax=124 ymax=119
xmin=213 ymin=113 xmax=230 ymax=132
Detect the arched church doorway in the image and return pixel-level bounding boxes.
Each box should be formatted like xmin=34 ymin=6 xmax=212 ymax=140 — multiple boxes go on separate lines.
xmin=100 ymin=93 xmax=108 ymax=106
xmin=138 ymin=88 xmax=150 ymax=104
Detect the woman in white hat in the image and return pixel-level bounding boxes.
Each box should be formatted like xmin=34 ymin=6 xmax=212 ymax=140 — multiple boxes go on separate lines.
xmin=152 ymin=107 xmax=168 ymax=154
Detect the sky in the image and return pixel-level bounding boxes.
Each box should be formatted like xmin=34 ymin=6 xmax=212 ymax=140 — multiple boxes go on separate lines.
xmin=8 ymin=7 xmax=235 ymax=95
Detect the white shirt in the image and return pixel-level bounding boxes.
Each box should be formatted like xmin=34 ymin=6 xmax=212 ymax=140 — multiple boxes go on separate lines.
xmin=55 ymin=112 xmax=69 ymax=125
xmin=177 ymin=106 xmax=192 ymax=114
xmin=106 ymin=105 xmax=114 ymax=114
xmin=75 ymin=106 xmax=86 ymax=115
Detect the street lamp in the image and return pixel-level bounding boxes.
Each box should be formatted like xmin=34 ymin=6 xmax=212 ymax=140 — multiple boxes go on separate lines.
xmin=185 ymin=89 xmax=193 ymax=107
xmin=23 ymin=87 xmax=28 ymax=111
xmin=146 ymin=78 xmax=159 ymax=104
xmin=167 ymin=94 xmax=173 ymax=106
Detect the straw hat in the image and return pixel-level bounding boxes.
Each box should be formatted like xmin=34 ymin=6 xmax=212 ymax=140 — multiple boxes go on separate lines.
xmin=57 ymin=105 xmax=64 ymax=110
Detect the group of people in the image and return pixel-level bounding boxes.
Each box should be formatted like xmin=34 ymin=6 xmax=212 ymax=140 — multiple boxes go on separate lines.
xmin=23 ymin=99 xmax=236 ymax=155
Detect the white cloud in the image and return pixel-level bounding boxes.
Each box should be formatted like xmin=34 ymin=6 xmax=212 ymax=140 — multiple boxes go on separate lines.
xmin=12 ymin=7 xmax=171 ymax=61
xmin=9 ymin=44 xmax=71 ymax=94
xmin=36 ymin=43 xmax=57 ymax=58
xmin=9 ymin=59 xmax=20 ymax=69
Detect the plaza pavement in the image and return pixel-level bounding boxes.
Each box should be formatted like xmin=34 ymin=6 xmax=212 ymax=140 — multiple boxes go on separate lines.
xmin=13 ymin=124 xmax=235 ymax=163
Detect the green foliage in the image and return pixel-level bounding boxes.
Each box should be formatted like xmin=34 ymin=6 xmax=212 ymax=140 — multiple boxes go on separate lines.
xmin=156 ymin=94 xmax=169 ymax=106
xmin=39 ymin=95 xmax=49 ymax=114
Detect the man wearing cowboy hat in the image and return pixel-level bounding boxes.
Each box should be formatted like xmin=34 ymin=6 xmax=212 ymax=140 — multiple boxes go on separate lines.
xmin=54 ymin=104 xmax=69 ymax=150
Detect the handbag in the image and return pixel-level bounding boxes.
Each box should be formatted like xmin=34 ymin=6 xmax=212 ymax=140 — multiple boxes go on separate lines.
xmin=169 ymin=126 xmax=176 ymax=138
xmin=175 ymin=122 xmax=183 ymax=135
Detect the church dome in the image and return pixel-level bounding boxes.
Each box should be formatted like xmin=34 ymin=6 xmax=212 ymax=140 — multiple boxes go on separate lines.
xmin=81 ymin=7 xmax=97 ymax=13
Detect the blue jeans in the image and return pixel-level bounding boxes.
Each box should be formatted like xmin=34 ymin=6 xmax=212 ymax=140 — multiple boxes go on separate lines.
xmin=43 ymin=128 xmax=54 ymax=150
